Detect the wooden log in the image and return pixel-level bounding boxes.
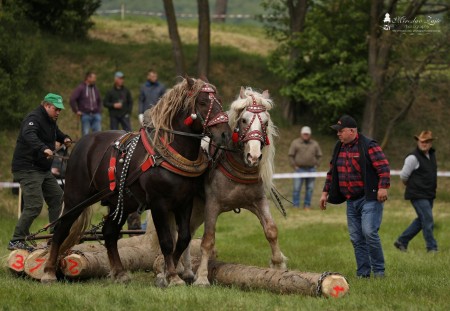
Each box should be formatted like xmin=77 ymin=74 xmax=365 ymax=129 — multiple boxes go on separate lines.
xmin=7 ymin=249 xmax=30 ymax=274
xmin=196 ymin=259 xmax=349 ymax=298
xmin=24 ymin=249 xmax=49 ymax=280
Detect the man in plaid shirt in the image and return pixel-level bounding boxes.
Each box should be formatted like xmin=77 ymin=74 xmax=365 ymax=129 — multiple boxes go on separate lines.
xmin=320 ymin=115 xmax=390 ymax=278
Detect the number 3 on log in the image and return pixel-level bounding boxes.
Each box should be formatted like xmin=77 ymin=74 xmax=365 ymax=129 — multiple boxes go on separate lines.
xmin=12 ymin=254 xmax=25 ymax=270
xmin=30 ymin=258 xmax=46 ymax=273
xmin=68 ymin=259 xmax=79 ymax=275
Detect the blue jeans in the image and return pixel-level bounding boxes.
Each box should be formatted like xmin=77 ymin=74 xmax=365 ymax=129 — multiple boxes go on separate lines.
xmin=347 ymin=197 xmax=385 ymax=277
xmin=81 ymin=113 xmax=102 ymax=136
xmin=110 ymin=115 xmax=131 ymax=132
xmin=397 ymin=199 xmax=438 ymax=251
xmin=292 ymin=167 xmax=315 ymax=207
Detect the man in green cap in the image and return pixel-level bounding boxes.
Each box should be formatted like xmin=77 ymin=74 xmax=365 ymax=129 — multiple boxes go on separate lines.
xmin=8 ymin=93 xmax=72 ymax=251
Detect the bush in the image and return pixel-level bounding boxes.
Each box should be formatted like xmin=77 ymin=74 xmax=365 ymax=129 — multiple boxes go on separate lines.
xmin=0 ymin=14 xmax=47 ymax=129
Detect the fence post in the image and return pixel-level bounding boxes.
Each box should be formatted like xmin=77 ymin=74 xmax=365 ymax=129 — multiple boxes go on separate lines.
xmin=121 ymin=3 xmax=125 ymax=20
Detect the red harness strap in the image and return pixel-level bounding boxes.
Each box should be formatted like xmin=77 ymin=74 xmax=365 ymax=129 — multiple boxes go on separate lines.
xmin=108 ymin=156 xmax=117 ymax=191
xmin=140 ymin=128 xmax=156 ymax=172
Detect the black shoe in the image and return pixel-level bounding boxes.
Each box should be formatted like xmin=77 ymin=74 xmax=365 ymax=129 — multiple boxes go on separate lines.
xmin=7 ymin=240 xmax=34 ymax=252
xmin=394 ymin=240 xmax=407 ymax=252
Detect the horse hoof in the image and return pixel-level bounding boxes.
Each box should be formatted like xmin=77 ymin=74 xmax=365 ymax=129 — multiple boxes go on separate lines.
xmin=112 ymin=272 xmax=131 ymax=284
xmin=168 ymin=275 xmax=186 ymax=287
xmin=193 ymin=277 xmax=211 ymax=287
xmin=155 ymin=273 xmax=168 ymax=288
xmin=270 ymin=262 xmax=287 ymax=270
xmin=41 ymin=272 xmax=57 ymax=284
xmin=181 ymin=270 xmax=195 ymax=284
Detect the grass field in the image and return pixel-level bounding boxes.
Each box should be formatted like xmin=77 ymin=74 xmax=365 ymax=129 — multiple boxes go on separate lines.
xmin=1 ymin=191 xmax=449 ymax=310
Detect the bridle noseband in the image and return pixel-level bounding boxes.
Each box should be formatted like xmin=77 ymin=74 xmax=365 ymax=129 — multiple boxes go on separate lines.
xmin=236 ymin=95 xmax=270 ymax=146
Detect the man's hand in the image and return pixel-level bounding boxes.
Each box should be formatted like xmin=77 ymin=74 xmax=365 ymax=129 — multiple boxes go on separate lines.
xmin=64 ymin=137 xmax=72 ymax=147
xmin=113 ymin=103 xmax=123 ymax=109
xmin=76 ymin=111 xmax=82 ymax=116
xmin=377 ymin=188 xmax=388 ymax=203
xmin=138 ymin=114 xmax=144 ymax=125
xmin=44 ymin=148 xmax=53 ymax=159
xmin=319 ymin=192 xmax=328 ymax=210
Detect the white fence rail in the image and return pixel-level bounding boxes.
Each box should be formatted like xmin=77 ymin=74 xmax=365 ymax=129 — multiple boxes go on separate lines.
xmin=2 ymin=170 xmax=450 ymax=189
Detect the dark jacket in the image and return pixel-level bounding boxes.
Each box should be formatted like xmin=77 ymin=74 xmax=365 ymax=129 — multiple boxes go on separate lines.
xmin=70 ymin=82 xmax=102 ymax=114
xmin=103 ymin=85 xmax=133 ymax=118
xmin=12 ymin=106 xmax=69 ymax=172
xmin=138 ymin=81 xmax=166 ymax=114
xmin=328 ymin=134 xmax=381 ymax=204
xmin=405 ymin=148 xmax=437 ymax=200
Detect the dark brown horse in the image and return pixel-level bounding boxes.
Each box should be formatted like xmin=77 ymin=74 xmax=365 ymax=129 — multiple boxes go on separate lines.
xmin=41 ymin=77 xmax=231 ymax=286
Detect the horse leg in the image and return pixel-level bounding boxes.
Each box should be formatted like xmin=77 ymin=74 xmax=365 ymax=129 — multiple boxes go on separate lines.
xmin=193 ymin=199 xmax=219 ymax=286
xmin=249 ymin=198 xmax=287 ymax=269
xmin=172 ymin=202 xmax=193 ymax=282
xmin=103 ymin=212 xmax=130 ymax=283
xmin=180 ymin=196 xmax=204 ymax=281
xmin=151 ymin=202 xmax=185 ymax=287
xmin=41 ymin=212 xmax=83 ymax=283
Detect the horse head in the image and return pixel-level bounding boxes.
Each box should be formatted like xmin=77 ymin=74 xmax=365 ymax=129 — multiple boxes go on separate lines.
xmin=184 ymin=77 xmax=231 ymax=147
xmin=147 ymin=76 xmax=231 ymax=148
xmin=229 ymin=87 xmax=274 ymax=168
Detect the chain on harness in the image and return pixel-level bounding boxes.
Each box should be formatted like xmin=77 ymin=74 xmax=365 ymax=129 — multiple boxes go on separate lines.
xmin=232 ymin=94 xmax=270 ymax=146
xmin=110 ymin=135 xmax=140 ymax=224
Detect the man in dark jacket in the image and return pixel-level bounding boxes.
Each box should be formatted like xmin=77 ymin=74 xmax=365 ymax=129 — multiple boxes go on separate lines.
xmin=104 ymin=71 xmax=133 ymax=131
xmin=70 ymin=71 xmax=102 ymax=136
xmin=394 ymin=130 xmax=438 ymax=253
xmin=319 ymin=115 xmax=390 ymax=278
xmin=8 ymin=93 xmax=72 ymax=250
xmin=138 ymin=69 xmax=165 ymax=124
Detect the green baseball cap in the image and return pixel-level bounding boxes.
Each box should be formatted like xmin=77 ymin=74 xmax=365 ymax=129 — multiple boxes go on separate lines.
xmin=43 ymin=93 xmax=65 ymax=109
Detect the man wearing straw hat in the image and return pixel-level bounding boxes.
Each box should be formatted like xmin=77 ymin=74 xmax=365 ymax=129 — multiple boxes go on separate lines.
xmin=394 ymin=130 xmax=438 ymax=253
xmin=8 ymin=93 xmax=72 ymax=251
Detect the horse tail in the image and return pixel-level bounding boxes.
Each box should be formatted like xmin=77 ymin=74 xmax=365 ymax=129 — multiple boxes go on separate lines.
xmin=58 ymin=206 xmax=93 ymax=256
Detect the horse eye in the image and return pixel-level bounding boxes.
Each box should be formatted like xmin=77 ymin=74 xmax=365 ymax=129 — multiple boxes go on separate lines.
xmin=241 ymin=119 xmax=247 ymax=124
xmin=265 ymin=121 xmax=269 ymax=126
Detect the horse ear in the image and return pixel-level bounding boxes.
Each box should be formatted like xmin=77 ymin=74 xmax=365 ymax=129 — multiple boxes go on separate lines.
xmin=262 ymin=90 xmax=270 ymax=99
xmin=200 ymin=75 xmax=209 ymax=83
xmin=240 ymin=86 xmax=246 ymax=99
xmin=185 ymin=75 xmax=195 ymax=88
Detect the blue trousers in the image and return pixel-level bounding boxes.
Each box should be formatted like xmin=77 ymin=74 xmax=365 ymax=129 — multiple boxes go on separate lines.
xmin=81 ymin=113 xmax=102 ymax=136
xmin=347 ymin=197 xmax=385 ymax=277
xmin=397 ymin=199 xmax=438 ymax=251
xmin=292 ymin=167 xmax=315 ymax=207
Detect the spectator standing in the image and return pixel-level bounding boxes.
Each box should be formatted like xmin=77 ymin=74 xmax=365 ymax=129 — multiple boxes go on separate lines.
xmin=319 ymin=115 xmax=390 ymax=278
xmin=288 ymin=126 xmax=322 ymax=210
xmin=70 ymin=71 xmax=102 ymax=136
xmin=8 ymin=93 xmax=71 ymax=250
xmin=138 ymin=69 xmax=165 ymax=124
xmin=394 ymin=131 xmax=438 ymax=253
xmin=103 ymin=71 xmax=133 ymax=131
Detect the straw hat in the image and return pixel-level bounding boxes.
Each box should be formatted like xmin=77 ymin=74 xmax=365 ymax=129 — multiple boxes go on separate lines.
xmin=414 ymin=130 xmax=435 ymax=142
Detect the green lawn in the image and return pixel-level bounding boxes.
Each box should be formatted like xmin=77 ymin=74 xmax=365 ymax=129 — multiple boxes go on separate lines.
xmin=1 ymin=183 xmax=449 ymax=310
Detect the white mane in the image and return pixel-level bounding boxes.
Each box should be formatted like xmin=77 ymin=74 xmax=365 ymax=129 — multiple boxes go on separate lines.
xmin=228 ymin=87 xmax=278 ymax=194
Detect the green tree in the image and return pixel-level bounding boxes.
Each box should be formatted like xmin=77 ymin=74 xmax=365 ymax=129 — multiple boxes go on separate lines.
xmin=9 ymin=0 xmax=100 ymax=38
xmin=0 ymin=13 xmax=47 ymax=129
xmin=263 ymin=0 xmax=371 ymax=129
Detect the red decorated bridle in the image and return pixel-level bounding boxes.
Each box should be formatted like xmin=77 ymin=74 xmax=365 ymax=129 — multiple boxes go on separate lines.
xmin=233 ymin=95 xmax=270 ymax=146
xmin=184 ymin=84 xmax=229 ymax=136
